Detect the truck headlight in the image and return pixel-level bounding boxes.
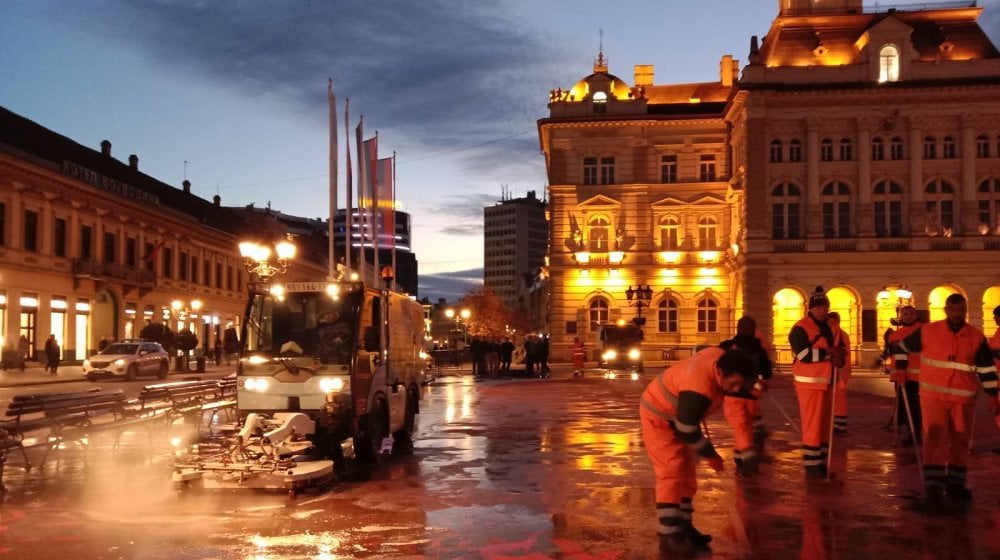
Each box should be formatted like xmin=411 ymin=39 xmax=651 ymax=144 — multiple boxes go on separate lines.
xmin=319 ymin=377 xmax=345 ymax=392
xmin=602 ymin=350 xmax=617 ymax=361
xmin=628 ymin=348 xmax=641 ymax=361
xmin=243 ymin=378 xmax=270 ymax=392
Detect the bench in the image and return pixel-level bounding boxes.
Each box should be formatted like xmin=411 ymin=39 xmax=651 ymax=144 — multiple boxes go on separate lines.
xmin=0 ymin=388 xmax=129 ymax=489
xmin=136 ymin=378 xmax=237 ymax=430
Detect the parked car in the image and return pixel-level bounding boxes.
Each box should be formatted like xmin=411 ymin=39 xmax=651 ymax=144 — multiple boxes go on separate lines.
xmin=82 ymin=340 xmax=170 ymax=381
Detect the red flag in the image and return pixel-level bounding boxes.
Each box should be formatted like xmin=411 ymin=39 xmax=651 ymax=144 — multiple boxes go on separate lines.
xmin=376 ymin=157 xmax=394 ymax=248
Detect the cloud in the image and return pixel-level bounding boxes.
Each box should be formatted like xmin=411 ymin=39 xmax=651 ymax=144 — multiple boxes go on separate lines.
xmin=418 ymin=268 xmax=484 ymax=302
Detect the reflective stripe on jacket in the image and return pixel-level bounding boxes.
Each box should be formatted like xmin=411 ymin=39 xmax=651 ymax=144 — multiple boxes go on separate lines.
xmin=888 ymin=322 xmax=922 ymax=382
xmin=789 ymin=316 xmax=838 ymax=389
xmin=899 ymin=320 xmax=998 ymax=404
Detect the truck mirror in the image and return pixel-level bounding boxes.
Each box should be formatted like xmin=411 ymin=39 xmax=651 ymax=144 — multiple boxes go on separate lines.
xmin=363 ymin=326 xmax=379 ymax=351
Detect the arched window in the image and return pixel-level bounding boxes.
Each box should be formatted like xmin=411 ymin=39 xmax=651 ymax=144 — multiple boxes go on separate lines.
xmin=839 ymin=138 xmax=853 ymax=161
xmin=977 ymin=134 xmax=990 ymax=158
xmin=657 ymin=298 xmax=679 ymax=333
xmin=871 ymin=137 xmax=885 ymax=161
xmin=923 ymin=135 xmax=937 ymax=159
xmin=820 ymin=138 xmax=833 ymax=162
xmin=698 ymin=216 xmax=718 ymax=249
xmin=890 ymin=136 xmax=904 ymax=160
xmin=587 ymin=215 xmax=610 ymax=252
xmin=770 ymin=139 xmax=783 ymax=163
xmin=977 ymin=178 xmax=1000 ymax=235
xmin=924 ymin=179 xmax=956 ymax=236
xmin=789 ymin=139 xmax=803 ymax=162
xmin=589 ymin=297 xmax=609 ymax=332
xmin=592 ymin=91 xmax=607 ymax=114
xmin=697 ymin=299 xmax=718 ymax=333
xmin=873 ymin=180 xmax=905 ymax=237
xmin=942 ymin=136 xmax=957 ymax=159
xmin=658 ymin=215 xmax=681 ymax=250
xmin=879 ymin=44 xmax=900 ymax=83
xmin=771 ymin=182 xmax=802 ymax=239
xmin=821 ymin=181 xmax=852 ymax=238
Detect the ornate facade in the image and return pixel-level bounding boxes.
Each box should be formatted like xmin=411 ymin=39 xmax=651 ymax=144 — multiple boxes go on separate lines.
xmin=540 ymin=0 xmax=1000 ymax=363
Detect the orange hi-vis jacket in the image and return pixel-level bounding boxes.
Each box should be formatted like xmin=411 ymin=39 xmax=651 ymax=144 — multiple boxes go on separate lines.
xmin=640 ymin=347 xmax=726 ymax=459
xmin=896 ymin=320 xmax=998 ymax=404
xmin=991 ymin=328 xmax=1000 ymax=372
xmin=889 ymin=322 xmax=922 ymax=382
xmin=789 ymin=315 xmax=841 ymax=390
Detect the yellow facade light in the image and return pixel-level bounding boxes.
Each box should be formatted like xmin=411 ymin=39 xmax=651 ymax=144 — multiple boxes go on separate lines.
xmin=659 ymin=251 xmax=681 ymax=265
xmin=698 ymin=251 xmax=720 ymax=264
xmin=608 ymin=251 xmax=625 ymax=265
xmin=574 ymin=251 xmax=591 ymax=265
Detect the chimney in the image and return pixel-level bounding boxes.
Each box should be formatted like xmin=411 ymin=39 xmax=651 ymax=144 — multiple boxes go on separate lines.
xmin=129 ymin=154 xmax=138 ymax=170
xmin=182 ymin=180 xmax=191 ymax=194
xmin=720 ymin=55 xmax=739 ymax=87
xmin=101 ymin=140 xmax=111 ymax=157
xmin=213 ymin=194 xmax=221 ymax=206
xmin=634 ymin=64 xmax=654 ymax=87
xmin=749 ymin=36 xmax=761 ymax=65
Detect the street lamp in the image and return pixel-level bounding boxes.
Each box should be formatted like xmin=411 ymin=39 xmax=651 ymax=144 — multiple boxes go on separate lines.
xmin=170 ymin=299 xmax=203 ymax=371
xmin=445 ymin=308 xmax=471 ymax=346
xmin=625 ymin=285 xmax=654 ymax=336
xmin=239 ymin=238 xmax=296 ymax=282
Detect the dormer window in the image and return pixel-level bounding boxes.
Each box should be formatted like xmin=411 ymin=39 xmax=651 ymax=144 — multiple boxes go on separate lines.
xmin=593 ymin=91 xmax=608 ymax=114
xmin=879 ymin=44 xmax=900 ymax=83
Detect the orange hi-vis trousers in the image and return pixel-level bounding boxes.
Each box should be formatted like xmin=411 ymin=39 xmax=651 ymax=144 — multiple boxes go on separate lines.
xmin=833 ymin=376 xmax=848 ymax=432
xmin=640 ymin=404 xmax=697 ymax=504
xmin=795 ymin=385 xmax=831 ymax=470
xmin=724 ymin=392 xmax=762 ymax=463
xmin=921 ymin=396 xmax=974 ymax=490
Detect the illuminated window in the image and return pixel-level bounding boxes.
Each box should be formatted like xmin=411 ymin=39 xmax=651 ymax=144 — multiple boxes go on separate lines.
xmin=821 ymin=181 xmax=852 ymax=238
xmin=977 ymin=134 xmax=990 ymax=158
xmin=589 ymin=297 xmax=609 ymax=332
xmin=583 ymin=157 xmax=598 ymax=185
xmin=789 ymin=139 xmax=803 ymax=162
xmin=588 ymin=215 xmax=610 ymax=252
xmin=600 ymin=157 xmax=615 ymax=184
xmin=942 ymin=136 xmax=956 ymax=159
xmin=820 ymin=138 xmax=833 ymax=162
xmin=873 ymin=180 xmax=905 ymax=237
xmin=660 ymin=155 xmax=677 ymax=183
xmin=839 ymin=138 xmax=853 ymax=161
xmin=924 ymin=179 xmax=955 ymax=235
xmin=658 ymin=299 xmax=679 ymax=333
xmin=977 ymin=178 xmax=1000 ymax=235
xmin=923 ymin=136 xmax=937 ymax=159
xmin=658 ymin=215 xmax=681 ymax=250
xmin=592 ymin=91 xmax=608 ymax=114
xmin=871 ymin=137 xmax=885 ymax=161
xmin=698 ymin=216 xmax=718 ymax=249
xmin=697 ymin=299 xmax=718 ymax=333
xmin=879 ymin=44 xmax=900 ymax=83
xmin=771 ymin=182 xmax=802 ymax=239
xmin=699 ymin=155 xmax=716 ymax=181
xmin=890 ymin=136 xmax=904 ymax=160
xmin=770 ymin=140 xmax=783 ymax=163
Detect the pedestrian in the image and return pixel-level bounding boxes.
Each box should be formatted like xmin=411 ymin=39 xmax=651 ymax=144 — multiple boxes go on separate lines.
xmin=500 ymin=337 xmax=514 ymax=372
xmin=828 ymin=311 xmax=852 ymax=435
xmin=44 ymin=334 xmax=60 ymax=374
xmin=524 ymin=335 xmax=536 ymax=375
xmin=788 ymin=286 xmax=846 ymax=479
xmin=572 ymin=337 xmax=586 ymax=377
xmin=17 ymin=334 xmax=29 ymax=371
xmin=639 ymin=347 xmax=757 ymax=556
xmin=223 ymin=326 xmax=239 ymax=365
xmin=720 ymin=316 xmax=773 ymax=476
xmin=213 ymin=334 xmax=223 ymax=366
xmin=539 ymin=334 xmax=551 ymax=377
xmin=888 ymin=305 xmax=923 ymax=445
xmin=98 ymin=336 xmax=110 ymax=352
xmin=891 ymin=293 xmax=998 ymax=510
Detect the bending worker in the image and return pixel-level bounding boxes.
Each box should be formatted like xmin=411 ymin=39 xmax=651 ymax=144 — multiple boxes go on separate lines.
xmin=788 ymin=286 xmax=847 ymax=479
xmin=639 ymin=346 xmax=757 ymax=557
xmin=892 ymin=293 xmax=998 ymax=509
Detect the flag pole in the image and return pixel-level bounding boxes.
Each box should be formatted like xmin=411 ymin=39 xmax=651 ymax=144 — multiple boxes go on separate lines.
xmin=355 ymin=115 xmax=366 ymax=284
xmin=327 ymin=79 xmax=337 ymax=280
xmin=344 ymin=98 xmax=352 ymax=273
xmin=372 ymin=131 xmax=380 ymax=288
xmin=392 ymin=150 xmax=397 ymax=292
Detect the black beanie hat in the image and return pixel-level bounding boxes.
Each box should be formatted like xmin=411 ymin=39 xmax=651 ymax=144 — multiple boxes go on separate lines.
xmin=717 ymin=348 xmax=757 ymax=380
xmin=809 ymin=286 xmax=830 ymax=309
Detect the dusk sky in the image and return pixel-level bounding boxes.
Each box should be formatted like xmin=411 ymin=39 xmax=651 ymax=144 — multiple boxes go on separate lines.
xmin=4 ymin=1 xmax=999 ymax=300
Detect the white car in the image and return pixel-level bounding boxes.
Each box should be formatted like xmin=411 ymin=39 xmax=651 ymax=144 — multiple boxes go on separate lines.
xmin=83 ymin=341 xmax=170 ymax=381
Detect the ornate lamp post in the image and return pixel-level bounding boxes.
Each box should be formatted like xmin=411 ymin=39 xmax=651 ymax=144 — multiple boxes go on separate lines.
xmin=444 ymin=308 xmax=471 ymax=346
xmin=625 ymin=285 xmax=654 ymax=337
xmin=239 ymin=238 xmax=296 ymax=286
xmin=169 ymin=298 xmax=202 ymax=371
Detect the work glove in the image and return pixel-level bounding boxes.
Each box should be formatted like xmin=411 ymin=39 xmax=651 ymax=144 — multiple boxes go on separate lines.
xmin=829 ymin=347 xmax=847 ymax=369
xmin=705 ymin=454 xmax=725 ymax=473
xmin=889 ymin=370 xmax=906 ymax=384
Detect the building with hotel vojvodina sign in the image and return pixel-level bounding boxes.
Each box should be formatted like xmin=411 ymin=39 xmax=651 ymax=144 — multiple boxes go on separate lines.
xmin=538 ymin=0 xmax=1000 ymax=364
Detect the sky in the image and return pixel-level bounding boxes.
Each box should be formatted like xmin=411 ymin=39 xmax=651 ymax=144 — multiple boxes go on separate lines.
xmin=3 ymin=1 xmax=999 ymax=301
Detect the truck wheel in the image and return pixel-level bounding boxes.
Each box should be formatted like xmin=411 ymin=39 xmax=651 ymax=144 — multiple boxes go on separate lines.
xmin=392 ymin=387 xmax=418 ymax=456
xmin=357 ymin=397 xmax=387 ymax=464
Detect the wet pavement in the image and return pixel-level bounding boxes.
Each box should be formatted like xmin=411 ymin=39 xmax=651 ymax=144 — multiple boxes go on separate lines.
xmin=1 ymin=365 xmax=1000 ymax=559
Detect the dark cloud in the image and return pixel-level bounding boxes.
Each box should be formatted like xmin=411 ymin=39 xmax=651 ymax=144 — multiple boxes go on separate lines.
xmin=48 ymin=0 xmax=578 ymax=171
xmin=418 ymin=268 xmax=483 ymax=301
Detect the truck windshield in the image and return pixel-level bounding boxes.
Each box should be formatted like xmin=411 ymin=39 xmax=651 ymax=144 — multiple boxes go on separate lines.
xmin=244 ymin=289 xmax=363 ymax=365
xmin=602 ymin=326 xmax=640 ymax=347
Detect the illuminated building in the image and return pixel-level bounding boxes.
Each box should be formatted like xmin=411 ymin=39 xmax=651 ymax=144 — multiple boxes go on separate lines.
xmin=540 ymin=0 xmax=1000 ymax=362
xmin=484 ymin=190 xmax=548 ymax=312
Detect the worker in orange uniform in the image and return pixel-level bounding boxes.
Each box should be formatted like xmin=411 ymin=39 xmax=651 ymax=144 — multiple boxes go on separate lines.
xmin=753 ymin=326 xmax=776 ymax=452
xmin=721 ymin=316 xmax=774 ymax=476
xmin=571 ymin=337 xmax=586 ymax=377
xmin=888 ymin=305 xmax=923 ymax=445
xmin=788 ymin=286 xmax=847 ymax=479
xmin=892 ymin=293 xmax=999 ymax=510
xmin=991 ymin=305 xmax=1000 ymax=375
xmin=827 ymin=312 xmax=852 ymax=436
xmin=640 ymin=347 xmax=757 ymax=556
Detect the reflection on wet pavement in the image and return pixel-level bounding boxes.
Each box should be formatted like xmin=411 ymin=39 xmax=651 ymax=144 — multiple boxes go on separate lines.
xmin=2 ymin=372 xmax=1000 ymax=558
